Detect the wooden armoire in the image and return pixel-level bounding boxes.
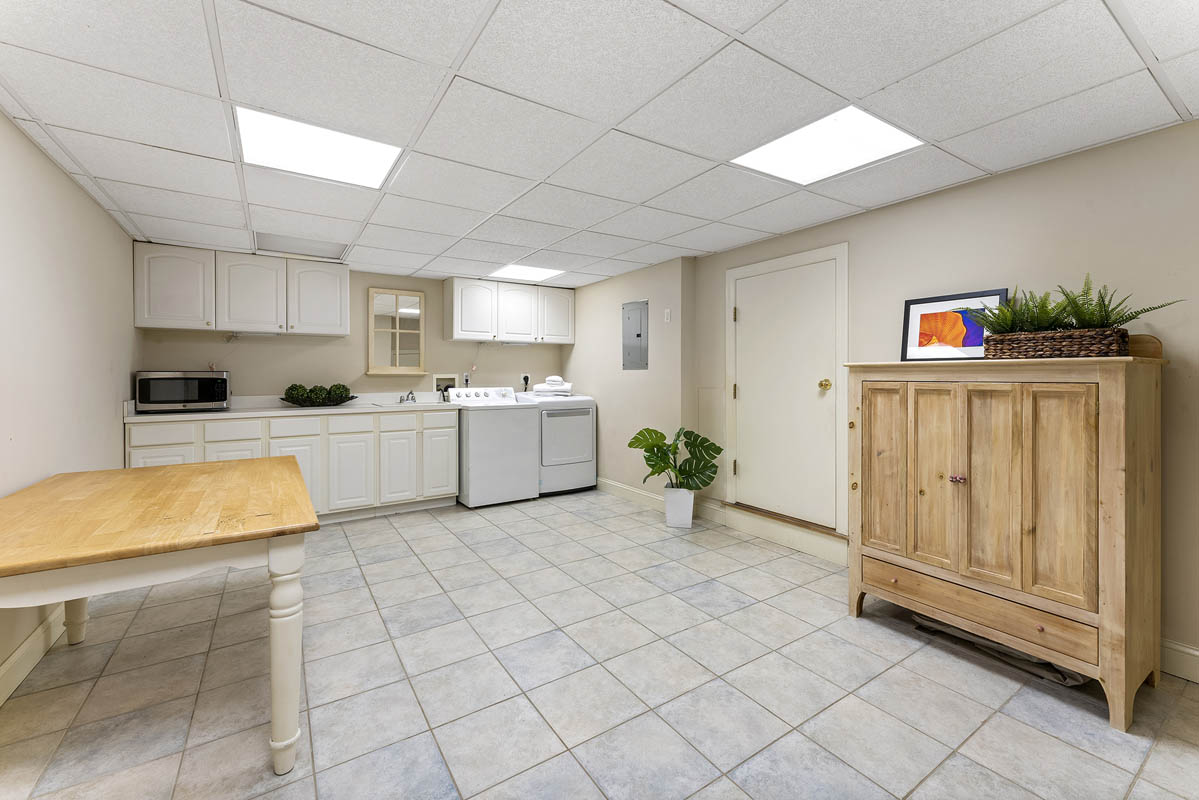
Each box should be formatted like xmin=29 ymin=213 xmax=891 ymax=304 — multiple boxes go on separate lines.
xmin=847 ymin=357 xmax=1161 ymax=730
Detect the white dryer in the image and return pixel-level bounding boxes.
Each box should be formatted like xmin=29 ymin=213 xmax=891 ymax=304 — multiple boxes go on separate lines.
xmin=516 ymin=392 xmax=597 ymax=494
xmin=450 ymin=387 xmax=540 ymax=507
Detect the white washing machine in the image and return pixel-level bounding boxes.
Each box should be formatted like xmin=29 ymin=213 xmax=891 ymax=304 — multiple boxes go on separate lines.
xmin=449 ymin=387 xmax=540 ymax=507
xmin=516 ymin=392 xmax=597 ymax=494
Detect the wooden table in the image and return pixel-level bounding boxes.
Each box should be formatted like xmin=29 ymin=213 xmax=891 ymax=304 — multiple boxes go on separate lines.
xmin=0 ymin=457 xmax=319 ymax=774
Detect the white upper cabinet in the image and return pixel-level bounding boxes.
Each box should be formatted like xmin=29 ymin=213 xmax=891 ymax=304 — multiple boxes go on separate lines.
xmin=287 ymin=260 xmax=349 ymax=336
xmin=538 ymin=286 xmax=575 ymax=344
xmin=134 ymin=242 xmax=215 ymax=329
xmin=497 ymin=282 xmax=538 ymax=343
xmin=216 ymin=252 xmax=286 ymax=333
xmin=445 ymin=278 xmax=573 ymax=343
xmin=446 ymin=278 xmax=498 ymax=341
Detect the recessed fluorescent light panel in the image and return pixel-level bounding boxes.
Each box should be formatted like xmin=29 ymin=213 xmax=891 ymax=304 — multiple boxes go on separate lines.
xmin=733 ymin=106 xmax=921 ymax=185
xmin=235 ymin=107 xmax=401 ymax=188
xmin=490 ymin=265 xmax=564 ymax=282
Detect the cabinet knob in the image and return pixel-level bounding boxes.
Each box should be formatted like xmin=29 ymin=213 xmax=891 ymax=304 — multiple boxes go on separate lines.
xmin=279 ymin=325 xmax=283 ymax=329
xmin=890 ymin=578 xmax=898 ymax=584
xmin=206 ymin=321 xmax=212 ymax=326
xmin=1035 ymin=624 xmax=1045 ymax=633
xmin=290 ymin=325 xmax=295 ymax=329
xmin=848 ymin=421 xmax=855 ymax=429
xmin=850 ymin=481 xmax=858 ymax=490
xmin=918 ymin=488 xmax=926 ymax=496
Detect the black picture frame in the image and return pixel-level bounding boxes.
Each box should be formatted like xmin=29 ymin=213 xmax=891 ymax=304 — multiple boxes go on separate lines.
xmin=900 ymin=288 xmax=1009 ymax=362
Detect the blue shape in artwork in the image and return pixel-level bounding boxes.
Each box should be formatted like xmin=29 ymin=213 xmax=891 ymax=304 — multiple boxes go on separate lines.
xmin=955 ymin=309 xmax=984 ymax=347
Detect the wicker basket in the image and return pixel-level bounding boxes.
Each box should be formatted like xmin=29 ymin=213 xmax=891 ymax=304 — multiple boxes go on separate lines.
xmin=983 ymin=327 xmax=1129 ymax=359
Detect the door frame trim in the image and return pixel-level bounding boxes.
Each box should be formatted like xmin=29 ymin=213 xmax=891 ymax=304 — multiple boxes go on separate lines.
xmin=724 ymin=242 xmax=850 ymax=534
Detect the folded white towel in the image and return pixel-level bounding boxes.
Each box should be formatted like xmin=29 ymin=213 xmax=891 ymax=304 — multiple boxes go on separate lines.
xmin=534 ymin=381 xmax=572 ymax=394
xmin=545 ymin=375 xmax=565 ymax=385
xmin=535 ymin=390 xmax=571 ymax=396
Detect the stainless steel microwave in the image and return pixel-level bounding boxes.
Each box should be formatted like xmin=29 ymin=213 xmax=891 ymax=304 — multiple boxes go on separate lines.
xmin=134 ymin=371 xmax=229 ymax=413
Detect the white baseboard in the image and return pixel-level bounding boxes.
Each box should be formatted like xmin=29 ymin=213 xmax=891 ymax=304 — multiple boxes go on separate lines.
xmin=721 ymin=505 xmax=848 ymax=566
xmin=1162 ymin=638 xmax=1199 ymax=683
xmin=318 ymin=496 xmax=457 ymax=524
xmin=596 ymin=477 xmax=662 ymax=509
xmin=0 ymin=604 xmax=64 ymax=704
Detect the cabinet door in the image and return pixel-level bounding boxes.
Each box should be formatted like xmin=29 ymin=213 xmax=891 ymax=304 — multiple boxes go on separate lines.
xmin=287 ymin=260 xmax=349 ymax=335
xmin=327 ymin=433 xmax=376 ymax=511
xmin=216 ymin=252 xmax=286 ymax=333
xmin=959 ymin=383 xmax=1023 ymax=588
xmin=450 ymin=279 xmax=497 ymax=341
xmin=497 ymin=282 xmax=538 ymax=342
xmin=270 ymin=436 xmax=323 ymax=513
xmin=422 ymin=428 xmax=458 ymax=497
xmin=204 ymin=440 xmax=263 ymax=461
xmin=379 ymin=430 xmax=419 ymax=503
xmin=134 ymin=243 xmax=215 ymax=329
xmin=1022 ymin=383 xmax=1099 ymax=611
xmin=907 ymin=383 xmax=959 ymax=570
xmin=860 ymin=382 xmax=907 ymax=553
xmin=538 ymin=286 xmax=574 ymax=344
xmin=128 ymin=445 xmax=199 ymax=467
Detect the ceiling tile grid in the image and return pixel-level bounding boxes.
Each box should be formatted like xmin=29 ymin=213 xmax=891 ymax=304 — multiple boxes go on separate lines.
xmin=0 ymin=0 xmax=1192 ymax=285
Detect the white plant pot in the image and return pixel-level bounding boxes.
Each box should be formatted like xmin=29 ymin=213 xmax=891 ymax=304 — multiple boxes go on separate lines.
xmin=664 ymin=487 xmax=695 ymax=528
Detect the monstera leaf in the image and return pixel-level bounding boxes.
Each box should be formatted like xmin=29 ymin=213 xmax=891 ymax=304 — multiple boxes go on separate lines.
xmin=628 ymin=428 xmax=667 ymax=450
xmin=676 ymin=457 xmax=718 ymax=490
xmin=682 ymin=431 xmax=723 ymax=462
xmin=640 ymin=445 xmax=674 ymax=483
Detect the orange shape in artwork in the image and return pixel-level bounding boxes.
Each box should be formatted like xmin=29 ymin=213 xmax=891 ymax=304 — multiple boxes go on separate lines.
xmin=918 ymin=310 xmax=967 ymax=347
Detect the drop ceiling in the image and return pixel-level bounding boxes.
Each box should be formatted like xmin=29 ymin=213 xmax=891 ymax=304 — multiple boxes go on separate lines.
xmin=0 ymin=0 xmax=1193 ymax=288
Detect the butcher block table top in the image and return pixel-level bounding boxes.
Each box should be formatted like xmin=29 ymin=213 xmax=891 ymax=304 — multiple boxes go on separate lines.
xmin=0 ymin=457 xmax=319 ymax=578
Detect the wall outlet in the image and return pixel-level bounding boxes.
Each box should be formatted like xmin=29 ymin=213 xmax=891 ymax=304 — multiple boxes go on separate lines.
xmin=520 ymin=374 xmax=531 ymax=390
xmin=463 ymin=372 xmax=471 ymax=387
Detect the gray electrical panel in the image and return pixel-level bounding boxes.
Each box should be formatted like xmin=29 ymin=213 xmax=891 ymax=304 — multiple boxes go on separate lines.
xmin=622 ymin=300 xmax=649 ymax=370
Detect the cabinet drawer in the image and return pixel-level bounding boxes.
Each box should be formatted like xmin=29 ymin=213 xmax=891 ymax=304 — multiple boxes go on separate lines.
xmin=380 ymin=413 xmax=418 ymax=432
xmin=204 ymin=419 xmax=263 ymax=442
xmin=128 ymin=423 xmax=197 ymax=447
xmin=422 ymin=411 xmax=457 ymax=429
xmin=862 ymin=557 xmax=1098 ymax=665
xmin=328 ymin=415 xmax=374 ymax=434
xmin=270 ymin=417 xmax=321 ymax=438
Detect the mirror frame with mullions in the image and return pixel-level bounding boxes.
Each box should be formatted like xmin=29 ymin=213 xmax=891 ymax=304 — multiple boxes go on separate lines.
xmin=367 ymin=288 xmax=426 ymax=376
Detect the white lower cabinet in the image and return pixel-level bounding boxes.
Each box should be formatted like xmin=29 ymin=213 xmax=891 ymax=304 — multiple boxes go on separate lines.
xmin=270 ymin=436 xmax=323 ymax=513
xmin=205 ymin=440 xmax=263 ymax=461
xmin=422 ymin=428 xmax=458 ymax=497
xmin=327 ymin=433 xmax=377 ymax=511
xmin=379 ymin=430 xmax=419 ymax=504
xmin=129 ymin=445 xmax=199 ymax=467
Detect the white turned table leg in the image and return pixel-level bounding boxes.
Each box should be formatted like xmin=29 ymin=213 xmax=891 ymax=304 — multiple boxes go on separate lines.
xmin=64 ymin=597 xmax=89 ymax=644
xmin=267 ymin=534 xmax=305 ymax=776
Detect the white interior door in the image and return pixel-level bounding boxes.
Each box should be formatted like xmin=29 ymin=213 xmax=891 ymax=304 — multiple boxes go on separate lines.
xmin=734 ymin=259 xmax=838 ymax=527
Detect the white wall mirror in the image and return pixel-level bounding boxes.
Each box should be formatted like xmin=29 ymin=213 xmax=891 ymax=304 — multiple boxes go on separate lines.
xmin=368 ymin=288 xmax=425 ymax=375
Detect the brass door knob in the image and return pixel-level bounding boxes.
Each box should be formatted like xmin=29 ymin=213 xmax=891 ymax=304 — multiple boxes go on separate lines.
xmin=818 ymin=378 xmax=832 ymax=391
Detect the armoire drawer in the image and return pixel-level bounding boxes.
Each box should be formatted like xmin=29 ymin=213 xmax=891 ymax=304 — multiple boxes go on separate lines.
xmin=862 ymin=557 xmax=1098 ymax=665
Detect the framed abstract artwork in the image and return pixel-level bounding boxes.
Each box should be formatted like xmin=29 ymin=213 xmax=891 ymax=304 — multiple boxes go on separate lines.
xmin=901 ymin=288 xmax=1008 ymax=361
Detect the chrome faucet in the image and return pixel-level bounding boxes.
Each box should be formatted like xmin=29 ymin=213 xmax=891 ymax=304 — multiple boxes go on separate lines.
xmin=402 ymin=390 xmax=416 ymax=403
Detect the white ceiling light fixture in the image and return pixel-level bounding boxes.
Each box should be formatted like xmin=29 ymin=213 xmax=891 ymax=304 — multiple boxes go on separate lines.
xmin=235 ymin=107 xmax=401 ymax=188
xmin=490 ymin=264 xmax=564 ymax=282
xmin=733 ymin=106 xmax=922 ymax=185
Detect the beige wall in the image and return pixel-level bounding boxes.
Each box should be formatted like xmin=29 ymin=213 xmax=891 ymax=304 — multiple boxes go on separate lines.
xmin=138 ymin=271 xmax=563 ymax=396
xmin=0 ymin=115 xmax=137 ymax=689
xmin=564 ymin=259 xmax=689 ymax=495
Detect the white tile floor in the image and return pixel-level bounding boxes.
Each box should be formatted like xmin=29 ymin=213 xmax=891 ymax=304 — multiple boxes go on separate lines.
xmin=2 ymin=488 xmax=1197 ymax=799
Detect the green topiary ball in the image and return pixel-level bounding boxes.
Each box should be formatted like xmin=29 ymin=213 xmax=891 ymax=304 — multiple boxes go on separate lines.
xmin=328 ymin=383 xmax=351 ymax=404
xmin=307 ymin=385 xmax=329 ymax=406
xmin=283 ymin=384 xmax=308 ymax=406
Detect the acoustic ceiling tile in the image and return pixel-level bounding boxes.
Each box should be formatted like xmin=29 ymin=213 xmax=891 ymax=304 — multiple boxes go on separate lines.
xmin=647 ymin=165 xmax=794 ymax=219
xmin=357 ymin=224 xmax=457 ymax=255
xmin=442 ymin=238 xmax=533 ymax=264
xmin=724 ymin=190 xmax=859 ymax=234
xmin=746 ymin=0 xmax=1058 ymax=98
xmin=1120 ymin=0 xmax=1199 ymax=61
xmin=865 ymin=0 xmax=1144 ymax=142
xmin=591 ymin=206 xmax=707 ymax=240
xmin=242 ymin=166 xmax=379 ymax=221
xmin=0 ymin=0 xmax=219 ymax=93
xmin=417 ymin=79 xmax=603 ymax=179
xmin=98 ymin=180 xmax=246 ymax=228
xmin=215 ymin=0 xmax=444 ymax=145
xmin=50 ymin=128 xmax=241 ymax=199
xmin=13 ymin=119 xmax=80 ymax=172
xmin=674 ymin=0 xmax=785 ymax=32
xmin=0 ymin=46 xmax=231 ymax=158
xmin=345 ymin=246 xmax=433 ymax=270
xmin=130 ymin=214 xmax=253 ymax=250
xmin=468 ymin=215 xmax=574 ymax=249
xmin=68 ymin=174 xmax=111 ymax=208
xmin=552 ymin=230 xmax=646 ymax=258
xmin=0 ymin=83 xmax=27 ymax=117
xmin=500 ymin=184 xmax=632 ymax=229
xmin=578 ymin=258 xmax=652 ymax=276
xmin=549 ymin=131 xmax=716 ymax=204
xmin=248 ymin=0 xmax=492 ymax=66
xmin=248 ymin=205 xmax=363 ymax=242
xmin=620 ymin=42 xmax=845 ymax=161
xmin=943 ymin=71 xmax=1178 ymax=172
xmin=389 ymin=152 xmax=535 ymax=213
xmin=422 ymin=256 xmax=506 ymax=276
xmin=807 ymin=147 xmax=984 ymax=208
xmin=618 ymin=242 xmax=706 ymax=264
xmin=460 ymin=0 xmax=725 ymax=122
xmin=542 ymin=271 xmax=608 ymax=287
xmin=663 ymin=222 xmax=768 ymax=252
xmin=372 ymin=194 xmax=488 ymax=236
xmin=516 ymin=250 xmax=603 ymax=270
xmin=1163 ymin=50 xmax=1199 ymax=116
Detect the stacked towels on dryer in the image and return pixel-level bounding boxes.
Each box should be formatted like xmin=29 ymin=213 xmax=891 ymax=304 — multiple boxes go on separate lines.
xmin=534 ymin=376 xmax=572 ymax=396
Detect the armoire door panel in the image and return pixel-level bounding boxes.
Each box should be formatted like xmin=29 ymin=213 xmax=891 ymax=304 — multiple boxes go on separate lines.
xmin=907 ymin=383 xmax=959 ymax=570
xmin=861 ymin=382 xmax=907 ymax=553
xmin=1022 ymin=383 xmax=1099 ymax=611
xmin=960 ymin=383 xmax=1023 ymax=588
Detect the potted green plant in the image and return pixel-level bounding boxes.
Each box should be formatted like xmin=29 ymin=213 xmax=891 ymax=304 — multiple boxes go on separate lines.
xmin=970 ymin=276 xmax=1180 ymax=359
xmin=627 ymin=427 xmax=722 ymax=528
